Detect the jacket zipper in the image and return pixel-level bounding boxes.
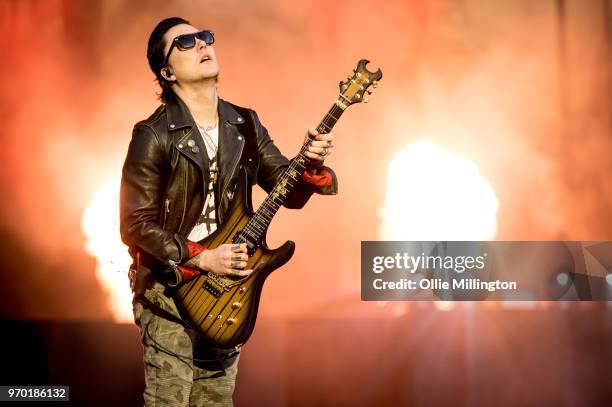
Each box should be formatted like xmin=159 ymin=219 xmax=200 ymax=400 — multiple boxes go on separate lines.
xmin=162 ymin=198 xmax=171 ymax=229
xmin=178 ymin=170 xmax=188 ymax=232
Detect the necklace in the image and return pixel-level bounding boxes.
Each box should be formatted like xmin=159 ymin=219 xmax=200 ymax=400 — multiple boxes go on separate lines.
xmin=196 ymin=115 xmax=219 ymax=133
xmin=197 ymin=120 xmax=219 ymax=157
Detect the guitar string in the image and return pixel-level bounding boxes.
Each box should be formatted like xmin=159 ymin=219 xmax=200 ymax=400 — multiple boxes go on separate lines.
xmin=239 ymin=143 xmax=307 ymax=241
xmin=243 ymin=104 xmax=343 ymax=238
xmin=239 ymin=104 xmax=343 ymax=242
xmin=242 ymin=146 xmax=305 ymax=238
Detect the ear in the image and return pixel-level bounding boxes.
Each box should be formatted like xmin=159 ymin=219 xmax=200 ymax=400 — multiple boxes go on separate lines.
xmin=161 ymin=67 xmax=175 ymax=81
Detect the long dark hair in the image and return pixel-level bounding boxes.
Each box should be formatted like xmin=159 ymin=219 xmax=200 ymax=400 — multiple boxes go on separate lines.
xmin=147 ymin=17 xmax=190 ymax=104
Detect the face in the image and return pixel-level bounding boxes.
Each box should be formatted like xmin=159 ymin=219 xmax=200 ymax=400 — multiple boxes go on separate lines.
xmin=162 ymin=24 xmax=219 ymax=84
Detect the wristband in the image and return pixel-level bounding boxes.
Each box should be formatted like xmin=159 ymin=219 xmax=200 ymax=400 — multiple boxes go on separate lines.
xmin=302 ymin=168 xmax=332 ymax=187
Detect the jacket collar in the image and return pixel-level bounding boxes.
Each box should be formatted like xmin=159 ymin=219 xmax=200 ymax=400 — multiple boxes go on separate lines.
xmin=166 ymin=95 xmax=247 ymax=206
xmin=218 ymin=99 xmax=246 ymax=125
xmin=165 ymin=96 xmax=245 ymax=132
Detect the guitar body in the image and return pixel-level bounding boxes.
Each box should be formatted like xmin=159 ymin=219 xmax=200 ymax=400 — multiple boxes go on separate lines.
xmin=174 ymin=169 xmax=295 ymax=349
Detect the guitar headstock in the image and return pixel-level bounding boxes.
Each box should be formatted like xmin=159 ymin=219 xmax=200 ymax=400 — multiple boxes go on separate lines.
xmin=337 ymin=59 xmax=382 ymax=109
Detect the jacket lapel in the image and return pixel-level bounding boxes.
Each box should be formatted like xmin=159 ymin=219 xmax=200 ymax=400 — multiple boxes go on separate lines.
xmin=217 ymin=121 xmax=244 ymax=202
xmin=176 ymin=127 xmax=210 ymax=194
xmin=166 ymin=97 xmax=210 ymax=196
xmin=165 ymin=97 xmax=246 ymax=208
xmin=217 ymin=100 xmax=247 ymax=204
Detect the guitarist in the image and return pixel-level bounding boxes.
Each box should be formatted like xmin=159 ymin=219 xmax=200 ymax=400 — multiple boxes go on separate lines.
xmin=120 ymin=17 xmax=337 ymax=406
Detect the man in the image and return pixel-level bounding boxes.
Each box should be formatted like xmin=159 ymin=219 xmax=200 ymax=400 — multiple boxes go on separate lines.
xmin=120 ymin=17 xmax=337 ymax=406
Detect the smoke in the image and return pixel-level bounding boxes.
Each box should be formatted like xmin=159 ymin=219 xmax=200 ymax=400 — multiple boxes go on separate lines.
xmin=0 ymin=0 xmax=609 ymax=320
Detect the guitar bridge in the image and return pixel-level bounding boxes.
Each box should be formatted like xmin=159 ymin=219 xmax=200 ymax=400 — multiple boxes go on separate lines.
xmin=202 ymin=272 xmax=231 ymax=298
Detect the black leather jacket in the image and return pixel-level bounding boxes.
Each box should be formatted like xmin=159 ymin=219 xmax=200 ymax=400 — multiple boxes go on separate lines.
xmin=120 ymin=97 xmax=337 ymax=277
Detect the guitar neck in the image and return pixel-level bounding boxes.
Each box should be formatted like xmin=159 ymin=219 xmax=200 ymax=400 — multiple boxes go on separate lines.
xmin=241 ymin=101 xmax=345 ymax=242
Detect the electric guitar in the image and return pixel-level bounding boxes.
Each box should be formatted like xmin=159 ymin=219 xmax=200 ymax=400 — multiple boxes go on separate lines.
xmin=174 ymin=60 xmax=382 ymax=349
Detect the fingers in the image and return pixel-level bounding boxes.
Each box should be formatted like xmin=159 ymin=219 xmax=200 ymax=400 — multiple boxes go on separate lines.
xmin=305 ymin=145 xmax=333 ymax=161
xmin=305 ymin=127 xmax=333 ymax=163
xmin=308 ymin=144 xmax=334 ymax=153
xmin=224 ymin=243 xmax=251 ymax=274
xmin=230 ymin=243 xmax=248 ymax=253
xmin=230 ymin=260 xmax=248 ymax=269
xmin=314 ymin=132 xmax=334 ymax=142
xmin=216 ymin=259 xmax=253 ymax=277
xmin=307 ymin=126 xmax=318 ymax=139
xmin=309 ymin=139 xmax=334 ymax=149
xmin=226 ymin=247 xmax=248 ymax=266
xmin=231 ymin=253 xmax=249 ymax=261
xmin=225 ymin=255 xmax=252 ymax=276
xmin=304 ymin=152 xmax=330 ymax=162
xmin=206 ymin=243 xmax=254 ymax=277
xmin=217 ymin=267 xmax=253 ymax=277
xmin=306 ymin=127 xmax=334 ymax=142
xmin=230 ymin=268 xmax=254 ymax=277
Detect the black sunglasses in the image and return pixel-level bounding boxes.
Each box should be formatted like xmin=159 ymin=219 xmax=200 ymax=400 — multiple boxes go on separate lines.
xmin=163 ymin=30 xmax=215 ymax=66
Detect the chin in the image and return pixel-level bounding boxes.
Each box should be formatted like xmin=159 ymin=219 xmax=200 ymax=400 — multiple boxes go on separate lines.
xmin=201 ymin=67 xmax=220 ymax=80
xmin=204 ymin=73 xmax=219 ymax=82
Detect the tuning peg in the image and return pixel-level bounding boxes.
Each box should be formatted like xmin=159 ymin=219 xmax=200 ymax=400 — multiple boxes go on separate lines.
xmin=363 ymin=98 xmax=369 ymax=103
xmin=372 ymin=80 xmax=378 ymax=88
xmin=366 ymin=90 xmax=372 ymax=95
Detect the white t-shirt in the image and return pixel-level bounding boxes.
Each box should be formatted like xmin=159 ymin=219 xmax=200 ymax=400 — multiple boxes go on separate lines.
xmin=187 ymin=123 xmax=219 ymax=241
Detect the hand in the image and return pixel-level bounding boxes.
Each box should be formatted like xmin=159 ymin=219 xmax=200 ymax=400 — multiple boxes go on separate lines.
xmin=198 ymin=243 xmax=253 ymax=277
xmin=304 ymin=126 xmax=333 ymax=168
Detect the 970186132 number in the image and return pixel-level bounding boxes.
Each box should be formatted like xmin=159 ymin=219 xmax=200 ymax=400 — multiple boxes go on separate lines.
xmin=0 ymin=386 xmax=69 ymax=401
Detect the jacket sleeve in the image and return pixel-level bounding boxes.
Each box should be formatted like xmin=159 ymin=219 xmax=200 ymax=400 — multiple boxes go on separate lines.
xmin=120 ymin=124 xmax=190 ymax=266
xmin=251 ymin=110 xmax=338 ymax=209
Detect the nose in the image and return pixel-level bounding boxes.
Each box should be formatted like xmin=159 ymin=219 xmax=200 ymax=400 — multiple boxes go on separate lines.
xmin=196 ymin=37 xmax=210 ymax=49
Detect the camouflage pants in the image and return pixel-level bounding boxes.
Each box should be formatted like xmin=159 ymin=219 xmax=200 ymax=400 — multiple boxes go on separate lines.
xmin=133 ymin=280 xmax=240 ymax=407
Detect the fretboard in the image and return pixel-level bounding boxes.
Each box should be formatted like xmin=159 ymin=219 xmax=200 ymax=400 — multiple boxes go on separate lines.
xmin=237 ymin=102 xmax=345 ymax=244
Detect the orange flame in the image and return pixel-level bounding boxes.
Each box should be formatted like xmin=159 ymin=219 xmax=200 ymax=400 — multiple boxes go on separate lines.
xmin=81 ymin=176 xmax=133 ymax=323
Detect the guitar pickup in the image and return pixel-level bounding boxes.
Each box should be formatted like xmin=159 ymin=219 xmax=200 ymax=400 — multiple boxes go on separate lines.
xmin=203 ymin=281 xmax=222 ymax=298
